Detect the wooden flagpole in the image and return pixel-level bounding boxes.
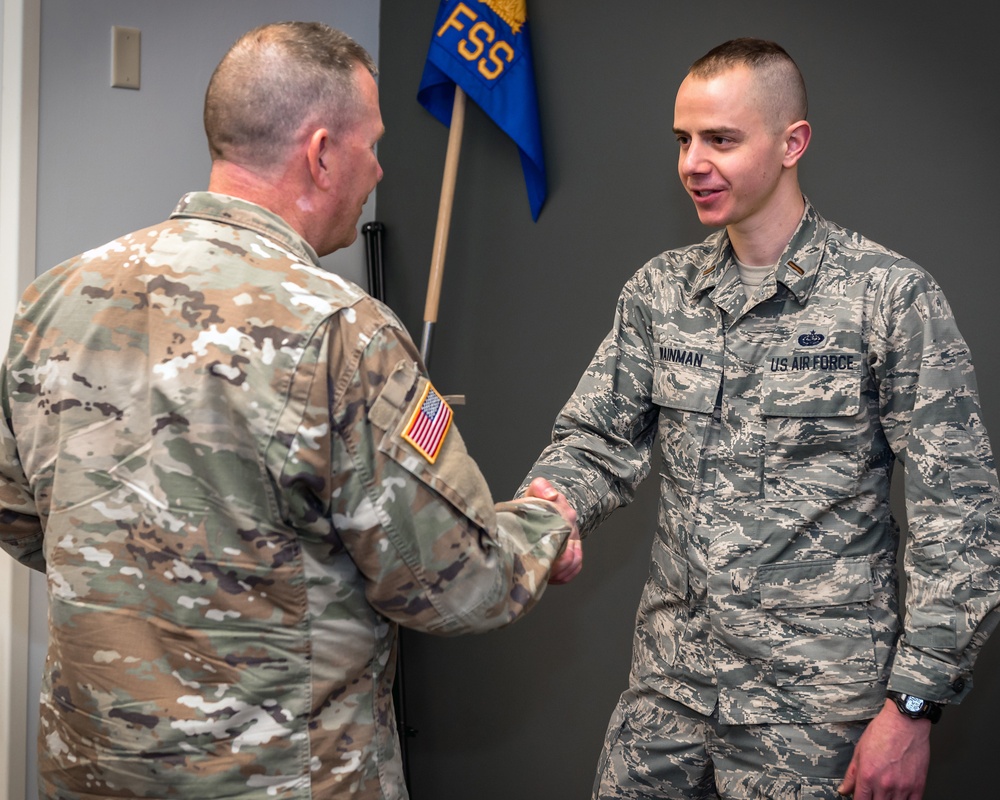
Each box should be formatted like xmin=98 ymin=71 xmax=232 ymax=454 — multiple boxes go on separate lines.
xmin=419 ymin=86 xmax=466 ymax=367
xmin=399 ymin=84 xmax=468 ymax=795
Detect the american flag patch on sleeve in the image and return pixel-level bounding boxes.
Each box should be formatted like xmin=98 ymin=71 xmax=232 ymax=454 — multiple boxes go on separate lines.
xmin=402 ymin=382 xmax=453 ymax=464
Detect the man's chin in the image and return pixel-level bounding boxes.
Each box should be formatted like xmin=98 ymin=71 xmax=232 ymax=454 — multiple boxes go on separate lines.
xmin=692 ymin=202 xmax=732 ymax=229
xmin=695 ymin=211 xmax=724 ymax=228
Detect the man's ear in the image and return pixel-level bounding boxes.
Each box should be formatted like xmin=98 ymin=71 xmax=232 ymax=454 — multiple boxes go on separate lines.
xmin=307 ymin=128 xmax=333 ymax=189
xmin=783 ymin=119 xmax=811 ymax=167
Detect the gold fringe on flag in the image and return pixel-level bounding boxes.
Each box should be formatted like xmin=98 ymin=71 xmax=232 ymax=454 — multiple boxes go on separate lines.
xmin=484 ymin=0 xmax=527 ymax=33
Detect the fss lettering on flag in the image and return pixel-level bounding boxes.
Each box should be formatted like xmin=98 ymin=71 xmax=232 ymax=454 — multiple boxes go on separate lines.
xmin=418 ymin=0 xmax=547 ymax=220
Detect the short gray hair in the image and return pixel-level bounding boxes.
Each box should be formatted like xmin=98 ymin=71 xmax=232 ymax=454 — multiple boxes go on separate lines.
xmin=204 ymin=21 xmax=377 ymax=168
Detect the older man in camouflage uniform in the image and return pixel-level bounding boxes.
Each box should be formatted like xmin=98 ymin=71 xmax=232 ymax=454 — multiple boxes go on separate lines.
xmin=522 ymin=38 xmax=1000 ymax=799
xmin=0 ymin=22 xmax=580 ymax=800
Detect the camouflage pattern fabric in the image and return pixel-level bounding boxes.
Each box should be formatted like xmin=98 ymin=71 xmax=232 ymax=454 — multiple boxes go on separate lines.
xmin=0 ymin=191 xmax=571 ymax=799
xmin=524 ymin=199 xmax=1000 ymax=730
xmin=594 ymin=689 xmax=864 ymax=799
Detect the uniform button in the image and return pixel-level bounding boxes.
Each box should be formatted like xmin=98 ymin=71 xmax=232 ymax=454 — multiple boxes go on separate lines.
xmin=951 ymin=678 xmax=966 ymax=693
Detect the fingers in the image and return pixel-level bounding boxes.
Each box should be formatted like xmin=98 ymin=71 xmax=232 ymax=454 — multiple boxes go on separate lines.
xmin=837 ymin=758 xmax=857 ymax=797
xmin=522 ymin=477 xmax=583 ymax=584
xmin=525 ymin=477 xmax=578 ymax=529
xmin=524 ymin=476 xmax=560 ymax=502
xmin=549 ymin=529 xmax=582 ymax=584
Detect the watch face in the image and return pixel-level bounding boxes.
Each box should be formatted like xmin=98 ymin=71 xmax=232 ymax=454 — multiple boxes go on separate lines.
xmin=904 ymin=695 xmax=925 ymax=714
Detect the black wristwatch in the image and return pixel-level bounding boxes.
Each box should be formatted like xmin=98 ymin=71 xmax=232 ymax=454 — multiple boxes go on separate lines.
xmin=886 ymin=691 xmax=942 ymax=724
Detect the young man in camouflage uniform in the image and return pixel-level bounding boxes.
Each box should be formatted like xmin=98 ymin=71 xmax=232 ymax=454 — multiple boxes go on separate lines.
xmin=522 ymin=38 xmax=1000 ymax=799
xmin=0 ymin=22 xmax=580 ymax=800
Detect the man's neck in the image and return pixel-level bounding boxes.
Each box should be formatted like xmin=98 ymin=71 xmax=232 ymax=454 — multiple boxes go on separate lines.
xmin=728 ymin=190 xmax=805 ymax=267
xmin=208 ymin=159 xmax=313 ymax=245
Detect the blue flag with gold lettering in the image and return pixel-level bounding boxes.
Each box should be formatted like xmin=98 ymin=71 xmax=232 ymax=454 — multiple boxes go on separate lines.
xmin=418 ymin=0 xmax=546 ymax=221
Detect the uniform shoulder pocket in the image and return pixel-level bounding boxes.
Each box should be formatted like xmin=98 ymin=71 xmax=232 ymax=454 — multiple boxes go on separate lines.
xmin=371 ymin=361 xmax=495 ymax=531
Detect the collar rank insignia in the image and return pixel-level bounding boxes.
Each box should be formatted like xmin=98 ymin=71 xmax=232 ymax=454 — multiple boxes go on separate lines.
xmin=402 ymin=382 xmax=453 ymax=464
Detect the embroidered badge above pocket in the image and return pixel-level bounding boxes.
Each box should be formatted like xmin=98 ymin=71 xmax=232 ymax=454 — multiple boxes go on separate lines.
xmin=402 ymin=382 xmax=453 ymax=464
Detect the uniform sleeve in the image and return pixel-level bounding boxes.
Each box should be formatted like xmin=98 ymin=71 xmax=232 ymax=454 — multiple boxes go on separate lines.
xmin=873 ymin=262 xmax=1000 ymax=702
xmin=519 ymin=273 xmax=660 ymax=535
xmin=0 ymin=361 xmax=45 ymax=572
xmin=324 ymin=312 xmax=571 ymax=635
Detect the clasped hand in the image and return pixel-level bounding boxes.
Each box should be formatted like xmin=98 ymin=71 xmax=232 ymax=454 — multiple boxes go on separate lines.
xmin=521 ymin=477 xmax=582 ymax=585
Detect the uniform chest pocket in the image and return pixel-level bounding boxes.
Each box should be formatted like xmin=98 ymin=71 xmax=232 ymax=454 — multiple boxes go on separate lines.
xmin=652 ymin=362 xmax=719 ymax=413
xmin=760 ymin=366 xmax=864 ymax=500
xmin=650 ymin=333 xmax=721 ymax=410
xmin=652 ymin=356 xmax=721 ymax=495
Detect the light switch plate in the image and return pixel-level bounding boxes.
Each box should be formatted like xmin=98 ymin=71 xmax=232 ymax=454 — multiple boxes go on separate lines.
xmin=111 ymin=26 xmax=141 ymax=89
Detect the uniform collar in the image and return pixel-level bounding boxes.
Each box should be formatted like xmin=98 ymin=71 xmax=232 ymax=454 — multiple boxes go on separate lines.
xmin=689 ymin=198 xmax=828 ymax=307
xmin=170 ymin=191 xmax=322 ymax=267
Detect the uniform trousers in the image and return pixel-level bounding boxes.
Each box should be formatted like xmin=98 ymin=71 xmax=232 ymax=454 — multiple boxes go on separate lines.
xmin=594 ymin=688 xmax=868 ymax=800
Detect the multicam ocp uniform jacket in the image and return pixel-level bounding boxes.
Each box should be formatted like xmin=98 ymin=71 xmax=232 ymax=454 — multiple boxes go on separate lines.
xmin=0 ymin=192 xmax=570 ymax=799
xmin=525 ymin=200 xmax=1000 ymax=725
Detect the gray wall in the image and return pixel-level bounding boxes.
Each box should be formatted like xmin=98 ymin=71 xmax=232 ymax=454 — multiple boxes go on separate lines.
xmin=27 ymin=2 xmax=380 ymax=796
xmin=376 ymin=2 xmax=1000 ymax=799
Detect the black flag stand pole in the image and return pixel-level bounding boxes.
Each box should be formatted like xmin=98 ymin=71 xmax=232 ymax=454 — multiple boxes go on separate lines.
xmin=362 ymin=221 xmax=385 ymax=304
xmin=419 ymin=86 xmax=466 ymax=368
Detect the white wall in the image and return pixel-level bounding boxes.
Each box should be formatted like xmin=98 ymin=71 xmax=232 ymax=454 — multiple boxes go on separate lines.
xmin=5 ymin=2 xmax=381 ymax=797
xmin=1 ymin=2 xmax=40 ymax=799
xmin=36 ymin=0 xmax=381 ymax=282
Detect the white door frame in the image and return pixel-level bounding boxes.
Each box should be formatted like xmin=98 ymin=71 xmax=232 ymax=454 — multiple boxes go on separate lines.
xmin=1 ymin=1 xmax=40 ymax=798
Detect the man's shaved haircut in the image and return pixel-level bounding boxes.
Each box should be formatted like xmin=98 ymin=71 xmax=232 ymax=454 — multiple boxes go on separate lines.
xmin=204 ymin=21 xmax=377 ymax=170
xmin=690 ymin=38 xmax=808 ymax=131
